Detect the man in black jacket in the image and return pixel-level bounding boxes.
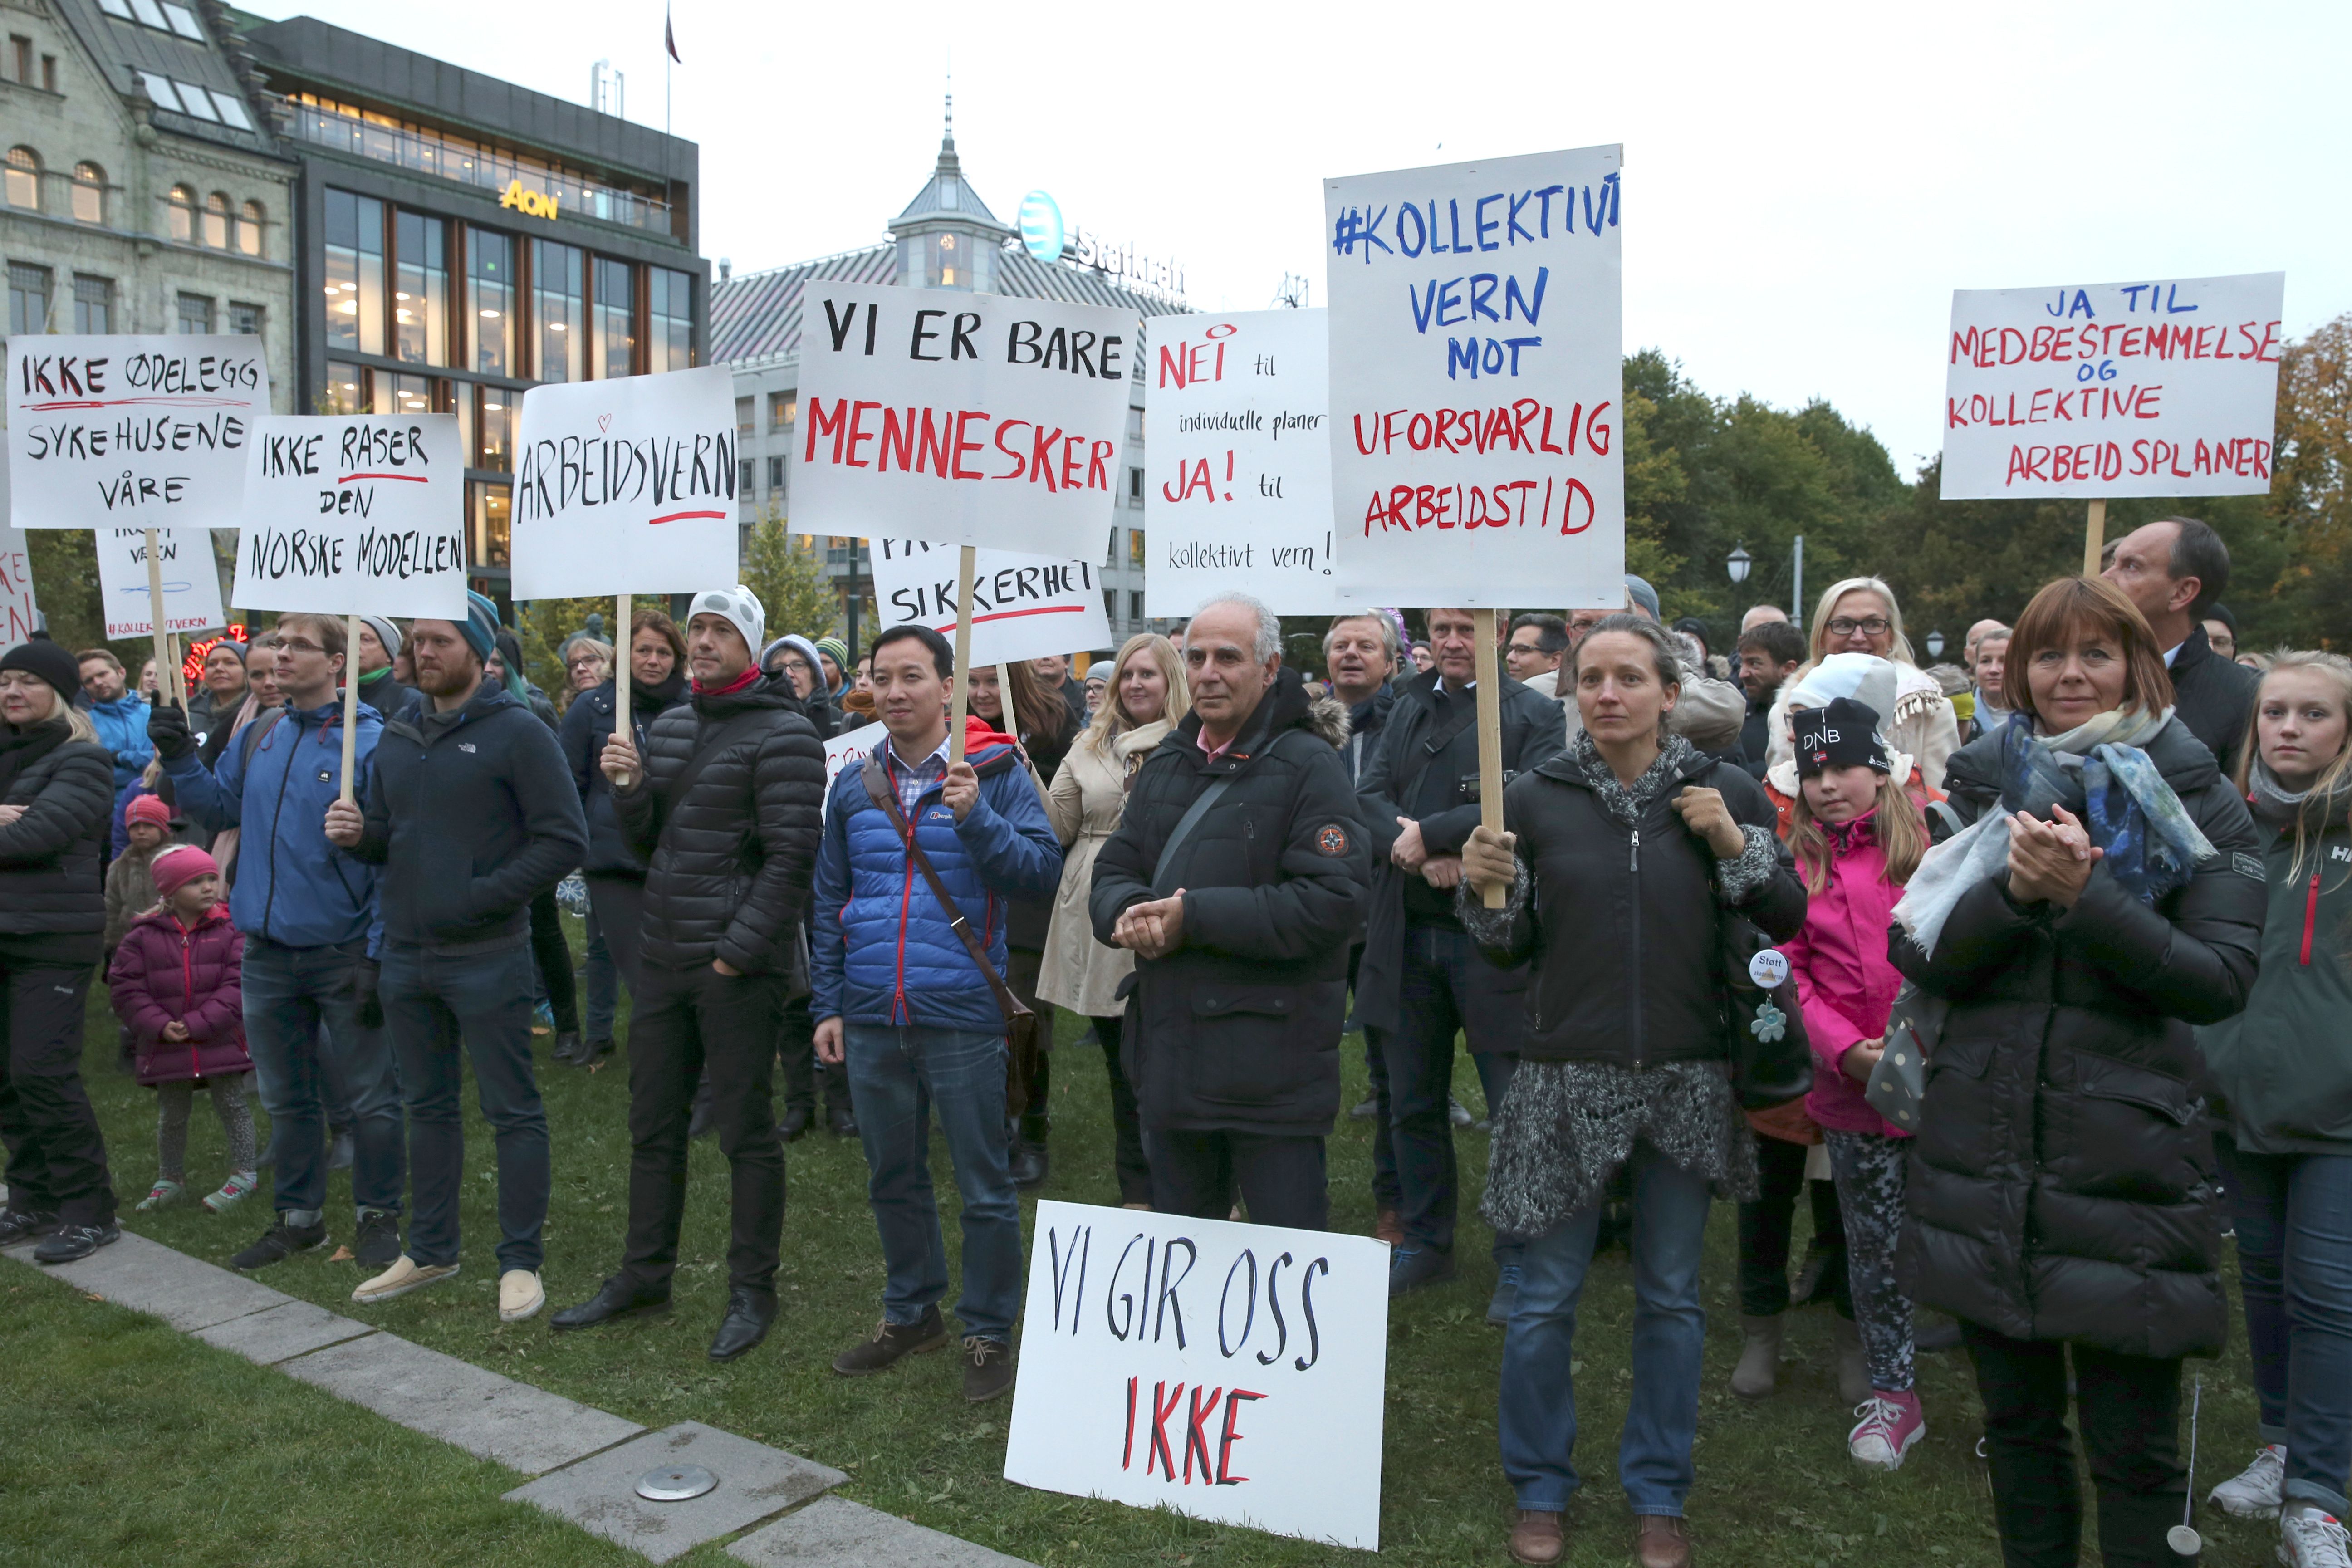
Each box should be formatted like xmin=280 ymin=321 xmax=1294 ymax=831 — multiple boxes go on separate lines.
xmin=551 ymin=586 xmax=827 ymax=1362
xmin=326 ymin=591 xmax=586 ymax=1324
xmin=1735 ymin=619 xmax=1806 ymax=779
xmin=2102 ymin=515 xmax=2260 ymax=774
xmin=1092 ymin=594 xmax=1368 ymax=1230
xmin=1355 ymin=607 xmax=1565 ymax=1308
xmin=1326 ymin=612 xmax=1402 ymax=1227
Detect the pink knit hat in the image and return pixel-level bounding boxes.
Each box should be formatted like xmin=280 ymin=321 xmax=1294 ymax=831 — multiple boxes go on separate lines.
xmin=151 ymin=844 xmax=220 ymax=900
xmin=124 ymin=794 xmax=172 ymax=831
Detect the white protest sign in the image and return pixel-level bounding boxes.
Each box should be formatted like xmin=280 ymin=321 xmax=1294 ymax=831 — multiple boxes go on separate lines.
xmin=508 ymin=366 xmax=739 ymax=598
xmin=1940 ymin=272 xmax=2285 ymax=499
xmin=1324 ymin=147 xmax=1624 ymax=608
xmin=0 ymin=451 xmax=34 ymax=647
xmin=1145 ymin=310 xmax=1334 ymax=615
xmin=1003 ymin=1200 xmax=1388 ymax=1550
xmin=823 ymin=720 xmax=887 ymax=806
xmin=231 ymin=415 xmax=466 ymax=618
xmin=872 ymin=538 xmax=1111 ymax=668
xmin=793 ymin=281 xmax=1137 ymax=561
xmin=96 ymin=526 xmax=224 ymax=638
xmin=8 ymin=334 xmax=270 ymax=530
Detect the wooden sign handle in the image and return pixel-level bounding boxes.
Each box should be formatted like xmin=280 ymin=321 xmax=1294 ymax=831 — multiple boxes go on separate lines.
xmin=948 ymin=545 xmax=976 ymax=764
xmin=612 ymin=592 xmax=633 ymax=788
xmin=2082 ymin=499 xmax=2107 ymax=578
xmin=338 ymin=613 xmax=361 ymax=804
xmin=1473 ymin=607 xmax=1507 ymax=909
xmin=143 ymin=528 xmax=173 ymax=712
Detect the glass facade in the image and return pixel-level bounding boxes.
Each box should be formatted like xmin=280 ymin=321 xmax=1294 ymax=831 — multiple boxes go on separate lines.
xmin=393 ymin=209 xmax=448 ymax=365
xmin=530 ymin=238 xmax=583 ymax=382
xmin=476 ymin=385 xmax=515 ymax=469
xmin=649 ymin=267 xmax=692 ymax=372
xmin=467 ymin=226 xmax=514 ymax=376
xmin=470 ymin=480 xmax=511 ymax=568
xmin=323 ymin=188 xmax=384 ymax=355
xmin=592 ymin=255 xmax=633 ymax=378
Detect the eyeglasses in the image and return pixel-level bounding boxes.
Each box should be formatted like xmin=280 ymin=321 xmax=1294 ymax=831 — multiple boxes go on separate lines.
xmin=1825 ymin=617 xmax=1892 ymax=637
xmin=276 ymin=638 xmax=327 ymax=656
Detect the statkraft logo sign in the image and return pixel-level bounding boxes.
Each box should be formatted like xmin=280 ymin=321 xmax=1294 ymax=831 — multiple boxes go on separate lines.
xmin=1018 ymin=189 xmax=1064 ymax=265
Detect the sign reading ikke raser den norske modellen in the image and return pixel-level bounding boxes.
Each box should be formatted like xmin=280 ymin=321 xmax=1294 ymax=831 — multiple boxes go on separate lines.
xmin=231 ymin=415 xmax=467 ymax=618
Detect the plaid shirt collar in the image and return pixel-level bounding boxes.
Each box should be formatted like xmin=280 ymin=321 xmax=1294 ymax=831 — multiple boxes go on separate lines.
xmin=884 ymin=732 xmax=954 ymax=819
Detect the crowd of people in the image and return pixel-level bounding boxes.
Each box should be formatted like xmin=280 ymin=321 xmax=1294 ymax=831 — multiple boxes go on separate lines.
xmin=0 ymin=510 xmax=2345 ymax=1568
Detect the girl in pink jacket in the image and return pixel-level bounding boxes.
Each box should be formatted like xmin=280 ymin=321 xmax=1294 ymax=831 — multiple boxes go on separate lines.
xmin=1780 ymin=697 xmax=1929 ymax=1474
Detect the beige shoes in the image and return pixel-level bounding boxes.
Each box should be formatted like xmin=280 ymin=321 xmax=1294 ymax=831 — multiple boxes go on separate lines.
xmin=498 ymin=1269 xmax=544 ymax=1323
xmin=353 ymin=1254 xmax=460 ymax=1304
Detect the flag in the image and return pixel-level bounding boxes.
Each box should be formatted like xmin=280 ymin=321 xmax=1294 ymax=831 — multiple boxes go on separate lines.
xmin=665 ymin=6 xmax=681 ymax=62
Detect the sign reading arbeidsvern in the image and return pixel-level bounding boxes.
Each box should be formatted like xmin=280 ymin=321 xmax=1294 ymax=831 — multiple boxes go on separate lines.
xmin=231 ymin=415 xmax=466 ymax=618
xmin=7 ymin=334 xmax=270 ymax=531
xmin=793 ymin=282 xmax=1137 ymax=561
xmin=1002 ymin=1200 xmax=1388 ymax=1549
xmin=508 ymin=365 xmax=740 ymax=598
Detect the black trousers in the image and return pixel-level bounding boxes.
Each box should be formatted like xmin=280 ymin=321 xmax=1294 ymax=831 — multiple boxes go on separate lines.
xmin=619 ymin=963 xmax=785 ymax=1296
xmin=1962 ymin=1323 xmax=2186 ymax=1568
xmin=1090 ymin=1014 xmax=1151 ymax=1205
xmin=774 ymin=995 xmax=851 ymax=1125
xmin=583 ymin=875 xmax=646 ymax=1010
xmin=1007 ymin=947 xmax=1053 ymax=1143
xmin=0 ymin=960 xmax=115 ymax=1226
xmin=1737 ymin=1132 xmax=1851 ymax=1317
xmin=1145 ymin=1127 xmax=1328 ymax=1232
xmin=529 ymin=889 xmax=579 ymax=1036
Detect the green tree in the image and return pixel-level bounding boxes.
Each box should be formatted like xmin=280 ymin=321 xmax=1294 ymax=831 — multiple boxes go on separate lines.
xmin=513 ymin=596 xmax=626 ymax=700
xmin=741 ymin=508 xmax=843 ymax=645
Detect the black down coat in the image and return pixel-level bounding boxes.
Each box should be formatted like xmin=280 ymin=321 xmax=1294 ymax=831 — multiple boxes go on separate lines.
xmin=612 ymin=672 xmax=826 ymax=980
xmin=1090 ymin=667 xmax=1368 ymax=1137
xmin=0 ymin=718 xmax=114 ymax=962
xmin=1893 ymin=717 xmax=2264 ymax=1361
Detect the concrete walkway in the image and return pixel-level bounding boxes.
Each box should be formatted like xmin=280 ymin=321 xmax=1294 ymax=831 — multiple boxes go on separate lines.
xmin=1 ymin=1227 xmax=1034 ymax=1566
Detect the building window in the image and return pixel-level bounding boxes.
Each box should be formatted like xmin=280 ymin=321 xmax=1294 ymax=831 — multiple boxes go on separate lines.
xmin=323 ymin=189 xmax=384 ymax=354
xmin=591 ymin=256 xmax=634 ymax=378
xmin=42 ymin=55 xmax=56 ymax=92
xmin=202 ymin=191 xmax=231 ymax=248
xmin=238 ymin=199 xmax=264 ymax=256
xmin=927 ymin=232 xmax=962 ymax=289
xmin=324 ymin=361 xmax=368 ymax=415
xmin=73 ymin=274 xmax=113 ymax=333
xmin=167 ymin=184 xmax=195 ymax=243
xmin=393 ymin=210 xmax=448 ymax=366
xmin=475 ymin=385 xmax=514 ymax=470
xmin=5 ymin=147 xmax=39 ymax=211
xmin=1129 ymin=591 xmax=1146 ymax=622
xmin=767 ymin=455 xmax=784 ymax=491
xmin=648 ymin=267 xmax=692 ymax=372
xmin=229 ymin=301 xmax=264 ymax=338
xmin=161 ymin=3 xmax=206 ymax=40
xmin=530 ymin=238 xmax=583 ymax=383
xmin=468 ymin=227 xmax=514 ymax=377
xmin=96 ymin=0 xmax=131 ymax=16
xmin=381 ymin=371 xmax=434 ymax=419
xmin=176 ymin=293 xmax=214 ymax=334
xmin=470 ymin=481 xmax=511 ymax=568
xmin=1128 ymin=529 xmax=1146 ymax=570
xmin=735 ymin=397 xmax=754 ymax=437
xmin=177 ymin=81 xmax=220 ymax=122
xmin=770 ymin=393 xmax=794 ymax=431
xmin=8 ymin=262 xmax=51 ymax=335
xmin=66 ymin=162 xmax=103 ymax=225
xmin=1128 ymin=466 xmax=1142 ymax=502
xmin=1103 ymin=588 xmax=1117 ymax=624
xmin=737 ymin=458 xmax=754 ymax=495
xmin=9 ymin=36 xmax=28 ymax=83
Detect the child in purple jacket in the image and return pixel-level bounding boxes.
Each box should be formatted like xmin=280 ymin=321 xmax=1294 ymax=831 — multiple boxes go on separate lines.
xmin=108 ymin=845 xmax=258 ymax=1213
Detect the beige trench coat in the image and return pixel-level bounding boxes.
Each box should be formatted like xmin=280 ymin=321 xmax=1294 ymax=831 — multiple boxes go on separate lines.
xmin=1038 ymin=720 xmax=1171 ymax=1016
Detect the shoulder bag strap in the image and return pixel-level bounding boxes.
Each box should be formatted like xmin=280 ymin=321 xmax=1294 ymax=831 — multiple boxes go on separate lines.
xmin=1150 ymin=775 xmax=1234 ymax=893
xmin=858 ymin=755 xmax=1030 ymax=1028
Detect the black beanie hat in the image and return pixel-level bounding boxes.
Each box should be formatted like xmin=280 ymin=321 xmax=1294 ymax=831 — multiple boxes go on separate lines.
xmin=1 ymin=634 xmax=83 ymax=705
xmin=1795 ymin=696 xmax=1890 ymax=777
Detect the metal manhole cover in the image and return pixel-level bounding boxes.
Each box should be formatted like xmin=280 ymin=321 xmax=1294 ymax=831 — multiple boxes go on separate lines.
xmin=635 ymin=1464 xmax=718 ymax=1502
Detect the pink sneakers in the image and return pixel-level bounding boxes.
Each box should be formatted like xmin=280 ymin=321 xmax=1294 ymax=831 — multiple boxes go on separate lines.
xmin=1848 ymin=1390 xmax=1926 ymax=1471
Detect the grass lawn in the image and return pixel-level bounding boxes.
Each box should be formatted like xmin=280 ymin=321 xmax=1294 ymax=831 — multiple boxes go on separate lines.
xmin=5 ymin=916 xmax=2284 ymax=1567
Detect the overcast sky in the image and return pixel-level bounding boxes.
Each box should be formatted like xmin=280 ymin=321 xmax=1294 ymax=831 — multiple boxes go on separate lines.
xmin=257 ymin=0 xmax=2349 ymax=474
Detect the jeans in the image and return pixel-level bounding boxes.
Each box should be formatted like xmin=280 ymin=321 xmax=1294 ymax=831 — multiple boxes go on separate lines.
xmin=843 ymin=1023 xmax=1022 ymax=1343
xmin=380 ymin=942 xmax=548 ymax=1273
xmin=776 ymin=995 xmax=852 ymax=1127
xmin=1962 ymin=1323 xmax=2185 ymax=1568
xmin=1737 ymin=1132 xmax=1851 ymax=1318
xmin=1145 ymin=1127 xmax=1327 ymax=1230
xmin=241 ymin=937 xmax=402 ymax=1218
xmin=1382 ymin=924 xmax=1523 ymax=1264
xmin=583 ymin=902 xmax=617 ymax=1042
xmin=2217 ymin=1135 xmax=2352 ymax=1517
xmin=528 ymin=890 xmax=578 ymax=1037
xmin=0 ymin=960 xmax=114 ymax=1226
xmin=1499 ymin=1139 xmax=1713 ymax=1515
xmin=621 ymin=964 xmax=785 ymax=1296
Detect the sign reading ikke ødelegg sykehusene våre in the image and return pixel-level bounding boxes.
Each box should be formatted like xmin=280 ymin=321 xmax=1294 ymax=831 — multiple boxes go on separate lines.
xmin=1324 ymin=146 xmax=1625 ymax=609
xmin=870 ymin=538 xmax=1112 ymax=669
xmin=1002 ymin=1200 xmax=1388 ymax=1550
xmin=1145 ymin=309 xmax=1335 ymax=616
xmin=1939 ymin=272 xmax=2285 ymax=499
xmin=791 ymin=281 xmax=1138 ymax=561
xmin=230 ymin=415 xmax=467 ymax=619
xmin=7 ymin=334 xmax=270 ymax=531
xmin=97 ymin=526 xmax=224 ymax=639
xmin=506 ymin=365 xmax=741 ymax=598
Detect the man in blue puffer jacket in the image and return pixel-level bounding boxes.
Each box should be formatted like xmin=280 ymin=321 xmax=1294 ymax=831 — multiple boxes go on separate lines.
xmin=77 ymin=648 xmax=152 ymax=791
xmin=153 ymin=613 xmax=406 ymax=1277
xmin=812 ymin=622 xmax=1061 ymax=1405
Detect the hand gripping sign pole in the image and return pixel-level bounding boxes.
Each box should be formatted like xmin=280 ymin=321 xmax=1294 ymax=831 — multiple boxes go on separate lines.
xmin=947 ymin=546 xmax=976 ymax=764
xmin=1473 ymin=610 xmax=1506 ymax=910
xmin=614 ymin=592 xmax=633 ymax=788
xmin=2082 ymin=500 xmax=2107 ymax=578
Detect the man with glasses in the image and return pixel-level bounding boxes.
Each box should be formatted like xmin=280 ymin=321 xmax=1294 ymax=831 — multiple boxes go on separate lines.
xmin=152 ymin=614 xmax=407 ymax=1276
xmin=1505 ymin=614 xmax=1570 ymax=697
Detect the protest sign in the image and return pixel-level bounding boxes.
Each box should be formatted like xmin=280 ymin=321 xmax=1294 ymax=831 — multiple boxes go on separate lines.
xmin=507 ymin=365 xmax=739 ymax=599
xmin=823 ymin=720 xmax=887 ymax=804
xmin=1144 ymin=310 xmax=1334 ymax=615
xmin=0 ymin=452 xmax=34 ymax=647
xmin=1003 ymin=1200 xmax=1388 ymax=1550
xmin=792 ymin=281 xmax=1138 ymax=562
xmin=8 ymin=334 xmax=269 ymax=531
xmin=231 ymin=415 xmax=466 ymax=619
xmin=1940 ymin=273 xmax=2286 ymax=503
xmin=96 ymin=526 xmax=223 ymax=639
xmin=872 ymin=537 xmax=1111 ymax=668
xmin=1323 ymin=145 xmax=1625 ymax=610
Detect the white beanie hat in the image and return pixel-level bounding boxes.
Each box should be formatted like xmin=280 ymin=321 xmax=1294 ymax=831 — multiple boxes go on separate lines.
xmin=685 ymin=585 xmax=765 ymax=657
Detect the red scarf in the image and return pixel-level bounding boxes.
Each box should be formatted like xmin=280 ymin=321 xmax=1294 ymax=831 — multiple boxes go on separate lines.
xmin=692 ymin=666 xmax=762 ymax=698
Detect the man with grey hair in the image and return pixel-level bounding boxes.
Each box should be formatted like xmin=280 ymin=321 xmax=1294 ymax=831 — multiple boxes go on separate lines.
xmin=1091 ymin=593 xmax=1369 ymax=1229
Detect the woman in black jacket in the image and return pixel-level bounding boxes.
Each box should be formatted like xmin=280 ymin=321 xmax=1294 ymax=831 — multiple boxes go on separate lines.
xmin=558 ymin=609 xmax=689 ymax=1066
xmin=0 ymin=637 xmax=122 ymax=1263
xmin=1461 ymin=614 xmax=1806 ymax=1568
xmin=1891 ymin=576 xmax=2263 ymax=1568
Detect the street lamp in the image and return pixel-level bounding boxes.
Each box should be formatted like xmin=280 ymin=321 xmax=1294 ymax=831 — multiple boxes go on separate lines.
xmin=1726 ymin=544 xmax=1752 ymax=585
xmin=1926 ymin=630 xmax=1946 ymax=660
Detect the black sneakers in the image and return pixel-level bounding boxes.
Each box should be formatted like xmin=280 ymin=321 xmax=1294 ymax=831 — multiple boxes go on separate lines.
xmin=0 ymin=1207 xmax=60 ymax=1246
xmin=33 ymin=1221 xmax=118 ymax=1264
xmin=353 ymin=1209 xmax=402 ymax=1271
xmin=961 ymin=1336 xmax=1015 ymax=1402
xmin=832 ymin=1305 xmax=950 ymax=1376
xmin=231 ymin=1216 xmax=330 ymax=1272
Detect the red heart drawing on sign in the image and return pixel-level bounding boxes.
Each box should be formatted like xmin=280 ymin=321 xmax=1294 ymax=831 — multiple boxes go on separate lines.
xmin=597 ymin=413 xmax=612 ymax=433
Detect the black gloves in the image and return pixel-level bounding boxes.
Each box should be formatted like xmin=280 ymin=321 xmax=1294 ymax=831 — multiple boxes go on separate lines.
xmin=147 ymin=701 xmax=196 ymax=762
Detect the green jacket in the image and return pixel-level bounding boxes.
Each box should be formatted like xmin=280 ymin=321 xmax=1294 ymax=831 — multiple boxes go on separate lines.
xmin=2200 ymin=821 xmax=2352 ymax=1154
